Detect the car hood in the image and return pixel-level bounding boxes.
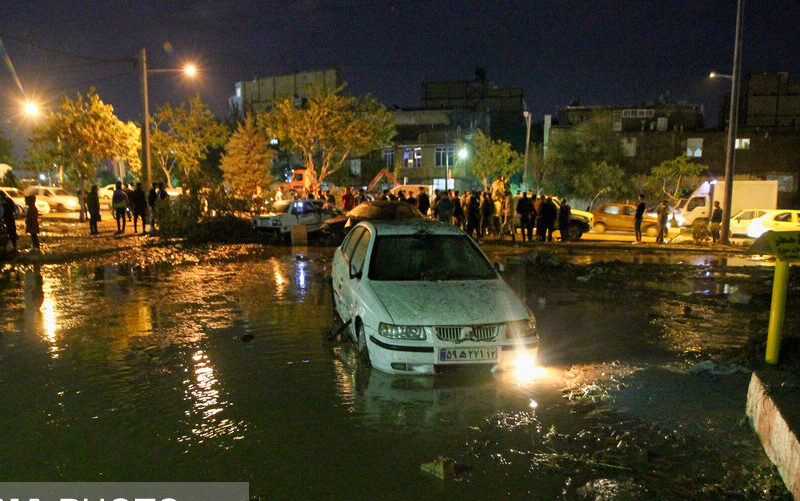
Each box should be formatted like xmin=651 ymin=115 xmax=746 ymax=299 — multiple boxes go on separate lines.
xmin=368 ymin=279 xmax=529 ymax=325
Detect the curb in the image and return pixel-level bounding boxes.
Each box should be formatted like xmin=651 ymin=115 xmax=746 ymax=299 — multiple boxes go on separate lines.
xmin=746 ymin=370 xmax=800 ymax=498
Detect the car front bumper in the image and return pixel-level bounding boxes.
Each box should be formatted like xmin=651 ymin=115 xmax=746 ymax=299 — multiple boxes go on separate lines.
xmin=366 ymin=335 xmax=539 ymax=375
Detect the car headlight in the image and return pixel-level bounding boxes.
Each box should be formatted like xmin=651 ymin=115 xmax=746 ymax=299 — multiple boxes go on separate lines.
xmin=506 ymin=315 xmax=537 ymax=338
xmin=378 ymin=323 xmax=426 ymax=340
xmin=67 ymin=199 xmax=79 ymax=207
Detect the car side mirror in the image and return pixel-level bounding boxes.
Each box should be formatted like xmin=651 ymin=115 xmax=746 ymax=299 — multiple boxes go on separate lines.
xmin=494 ymin=262 xmax=505 ymax=273
xmin=349 ymin=262 xmax=362 ymax=280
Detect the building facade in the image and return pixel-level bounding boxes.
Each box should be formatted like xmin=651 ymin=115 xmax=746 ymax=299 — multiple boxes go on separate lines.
xmin=228 ymin=69 xmax=341 ymax=117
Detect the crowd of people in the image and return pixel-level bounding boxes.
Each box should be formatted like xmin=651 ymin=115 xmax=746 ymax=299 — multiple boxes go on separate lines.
xmin=338 ymin=176 xmax=575 ymax=243
xmin=99 ymin=181 xmax=171 ymax=235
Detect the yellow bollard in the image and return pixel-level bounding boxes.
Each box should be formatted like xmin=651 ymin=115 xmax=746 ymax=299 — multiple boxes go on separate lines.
xmin=765 ymin=258 xmax=790 ymax=365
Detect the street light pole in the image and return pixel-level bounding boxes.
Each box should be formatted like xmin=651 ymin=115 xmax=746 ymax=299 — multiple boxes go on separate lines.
xmin=139 ymin=48 xmax=196 ymax=191
xmin=720 ymin=0 xmax=745 ymax=245
xmin=140 ymin=48 xmax=152 ymax=191
xmin=522 ymin=111 xmax=532 ymax=190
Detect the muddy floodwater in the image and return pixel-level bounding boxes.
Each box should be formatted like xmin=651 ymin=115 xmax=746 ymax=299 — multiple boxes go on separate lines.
xmin=0 ymin=244 xmax=797 ymax=500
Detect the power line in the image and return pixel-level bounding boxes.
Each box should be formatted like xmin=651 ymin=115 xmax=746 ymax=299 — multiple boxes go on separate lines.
xmin=0 ymin=31 xmax=134 ymax=64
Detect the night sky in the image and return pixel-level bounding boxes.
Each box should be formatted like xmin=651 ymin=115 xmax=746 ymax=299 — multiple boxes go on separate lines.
xmin=2 ymin=0 xmax=800 ymax=156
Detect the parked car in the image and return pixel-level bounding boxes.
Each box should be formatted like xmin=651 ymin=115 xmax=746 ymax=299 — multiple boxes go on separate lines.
xmin=331 ymin=220 xmax=539 ymax=375
xmin=22 ymin=186 xmax=80 ymax=212
xmin=729 ymin=209 xmax=775 ymax=236
xmin=253 ymin=199 xmax=334 ymax=236
xmin=511 ymin=195 xmax=593 ymax=240
xmin=0 ymin=186 xmax=50 ymax=217
xmin=747 ymin=210 xmax=800 ymax=239
xmin=322 ymin=200 xmax=427 ymax=244
xmin=590 ymin=202 xmax=659 ymax=236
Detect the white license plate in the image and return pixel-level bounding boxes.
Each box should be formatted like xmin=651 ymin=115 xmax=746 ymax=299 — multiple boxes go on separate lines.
xmin=439 ymin=347 xmax=498 ymax=363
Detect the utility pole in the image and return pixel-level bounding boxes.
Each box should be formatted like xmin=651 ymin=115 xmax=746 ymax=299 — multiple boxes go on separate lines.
xmin=523 ymin=111 xmax=532 ymax=190
xmin=720 ymin=0 xmax=744 ymax=245
xmin=141 ymin=47 xmax=152 ymax=191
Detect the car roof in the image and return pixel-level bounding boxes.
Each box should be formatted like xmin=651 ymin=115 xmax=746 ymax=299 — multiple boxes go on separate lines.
xmin=356 ymin=219 xmax=465 ymax=236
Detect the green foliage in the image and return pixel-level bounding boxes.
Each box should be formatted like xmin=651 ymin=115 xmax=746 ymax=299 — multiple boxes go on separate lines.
xmin=574 ymin=161 xmax=629 ymax=208
xmin=220 ymin=114 xmax=275 ymax=201
xmin=154 ymin=195 xmax=202 ymax=239
xmin=2 ymin=170 xmax=19 ymax=187
xmin=649 ymin=155 xmax=708 ymax=203
xmin=469 ymin=129 xmax=522 ymax=189
xmin=0 ymin=127 xmax=16 ymax=166
xmin=154 ymin=190 xmax=261 ymax=243
xmin=545 ymin=113 xmax=623 ymax=197
xmin=691 ymin=219 xmax=710 ymax=243
xmin=151 ymin=95 xmax=229 ymax=187
xmin=27 ymin=89 xmax=140 ymax=184
xmin=261 ymin=84 xmax=396 ymax=190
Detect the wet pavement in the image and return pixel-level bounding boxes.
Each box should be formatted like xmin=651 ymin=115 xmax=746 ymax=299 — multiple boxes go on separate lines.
xmin=0 ymin=242 xmax=797 ymax=499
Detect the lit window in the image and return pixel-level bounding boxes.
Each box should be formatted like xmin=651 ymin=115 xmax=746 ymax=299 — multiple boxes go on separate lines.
xmin=403 ymin=148 xmax=421 ymax=168
xmin=735 ymin=138 xmax=750 ymax=150
xmin=686 ymin=138 xmax=703 ymax=158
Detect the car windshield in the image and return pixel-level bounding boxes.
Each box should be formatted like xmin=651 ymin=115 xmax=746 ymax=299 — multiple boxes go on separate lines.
xmin=2 ymin=188 xmax=21 ymax=197
xmin=368 ymin=234 xmax=496 ymax=281
xmin=53 ymin=188 xmax=71 ymax=196
xmin=270 ymin=200 xmax=291 ymax=214
xmin=349 ymin=203 xmax=422 ymax=219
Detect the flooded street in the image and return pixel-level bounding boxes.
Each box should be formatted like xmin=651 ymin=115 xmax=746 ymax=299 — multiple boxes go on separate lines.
xmin=0 ymin=244 xmax=796 ymax=500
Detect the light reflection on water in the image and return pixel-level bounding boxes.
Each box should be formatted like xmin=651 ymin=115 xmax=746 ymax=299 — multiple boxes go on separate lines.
xmin=0 ymin=246 xmax=793 ymax=498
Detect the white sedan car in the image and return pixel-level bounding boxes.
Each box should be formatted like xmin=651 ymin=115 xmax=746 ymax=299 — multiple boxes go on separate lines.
xmin=253 ymin=199 xmax=333 ymax=235
xmin=332 ymin=220 xmax=538 ymax=375
xmin=747 ymin=210 xmax=800 ymax=238
xmin=729 ymin=209 xmax=774 ymax=236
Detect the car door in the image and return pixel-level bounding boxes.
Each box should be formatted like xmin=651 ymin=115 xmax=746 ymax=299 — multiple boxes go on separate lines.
xmin=303 ymin=202 xmax=322 ymax=231
xmin=621 ymin=205 xmax=637 ymax=231
xmin=333 ymin=226 xmax=368 ymax=322
xmin=770 ymin=211 xmax=795 ymax=231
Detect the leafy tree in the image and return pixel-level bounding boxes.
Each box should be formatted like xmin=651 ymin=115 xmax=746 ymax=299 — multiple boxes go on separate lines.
xmin=151 ymin=95 xmax=229 ymax=188
xmin=262 ymin=84 xmax=395 ymax=190
xmin=574 ymin=161 xmax=628 ymax=209
xmin=545 ymin=112 xmax=623 ymax=196
xmin=527 ymin=143 xmax=560 ymax=194
xmin=0 ymin=127 xmax=16 ymax=166
xmin=648 ymin=155 xmax=708 ymax=204
xmin=468 ymin=129 xmax=522 ymax=189
xmin=27 ymin=89 xmax=140 ymax=218
xmin=220 ymin=114 xmax=275 ymax=204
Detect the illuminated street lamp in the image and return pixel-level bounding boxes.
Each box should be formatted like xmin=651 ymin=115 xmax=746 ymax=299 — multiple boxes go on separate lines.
xmin=458 ymin=147 xmax=468 ymax=160
xmin=140 ymin=47 xmax=197 ymax=190
xmin=24 ymin=101 xmax=39 ymax=116
xmin=709 ymin=72 xmax=733 ymax=80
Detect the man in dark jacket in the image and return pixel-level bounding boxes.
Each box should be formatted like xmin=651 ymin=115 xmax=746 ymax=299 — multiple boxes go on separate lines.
xmin=416 ymin=187 xmax=430 ymax=216
xmin=130 ymin=182 xmax=147 ymax=234
xmin=516 ymin=192 xmax=534 ymax=242
xmin=87 ymin=185 xmax=101 ymax=235
xmin=542 ymin=196 xmax=558 ymax=242
xmin=465 ymin=192 xmax=481 ymax=239
xmin=148 ymin=183 xmax=159 ymax=232
xmin=634 ymin=194 xmax=646 ymax=244
xmin=0 ymin=190 xmax=17 ymax=252
xmin=558 ymin=198 xmax=571 ymax=242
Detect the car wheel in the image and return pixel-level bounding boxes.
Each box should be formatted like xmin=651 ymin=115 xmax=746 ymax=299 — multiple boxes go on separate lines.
xmin=566 ymin=223 xmax=583 ymax=241
xmin=593 ymin=222 xmax=606 ymax=234
xmin=645 ymin=225 xmax=658 ymax=237
xmin=356 ymin=322 xmax=371 ymax=366
xmin=57 ymin=204 xmax=65 ymax=212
